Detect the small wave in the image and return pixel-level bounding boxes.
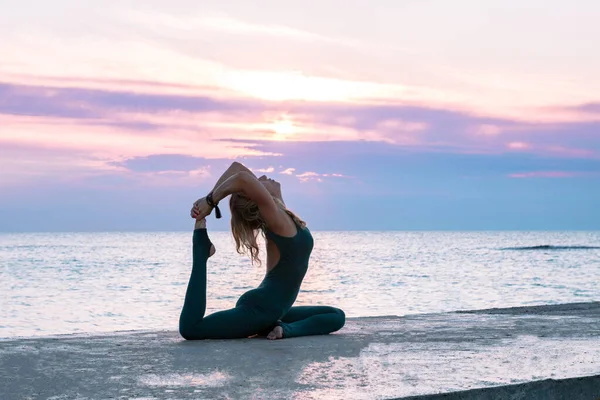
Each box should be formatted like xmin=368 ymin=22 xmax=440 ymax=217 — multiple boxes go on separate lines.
xmin=299 ymin=289 xmax=335 ymax=294
xmin=501 ymin=245 xmax=600 ymax=251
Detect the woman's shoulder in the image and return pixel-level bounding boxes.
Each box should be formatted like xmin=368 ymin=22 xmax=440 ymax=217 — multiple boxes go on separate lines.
xmin=265 ymin=209 xmax=297 ymax=234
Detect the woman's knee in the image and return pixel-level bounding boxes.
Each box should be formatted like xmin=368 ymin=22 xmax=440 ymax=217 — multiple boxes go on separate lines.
xmin=333 ymin=307 xmax=346 ymax=330
xmin=179 ymin=326 xmax=194 ymax=340
xmin=179 ymin=323 xmax=206 ymax=341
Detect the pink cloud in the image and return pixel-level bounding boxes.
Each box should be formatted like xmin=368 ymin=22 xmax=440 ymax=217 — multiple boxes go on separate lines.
xmin=2 ymin=73 xmax=228 ymax=97
xmin=507 ymin=141 xmax=530 ymax=150
xmin=280 ymin=168 xmax=296 ymax=175
xmin=0 ymin=108 xmax=280 ymax=187
xmin=254 ymin=166 xmax=275 ymax=173
xmin=297 ymin=171 xmax=321 ymax=182
xmin=296 ymin=172 xmax=320 ymax=178
xmin=545 ymin=145 xmax=596 ymax=159
xmin=509 ymin=171 xmax=578 ymax=179
xmin=541 ymin=103 xmax=600 ymax=123
xmin=295 ymin=171 xmax=348 ymax=183
xmin=471 ymin=124 xmax=502 ymax=136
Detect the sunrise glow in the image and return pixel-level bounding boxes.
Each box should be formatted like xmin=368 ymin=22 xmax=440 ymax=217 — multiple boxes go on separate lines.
xmin=270 ymin=116 xmax=297 ymax=140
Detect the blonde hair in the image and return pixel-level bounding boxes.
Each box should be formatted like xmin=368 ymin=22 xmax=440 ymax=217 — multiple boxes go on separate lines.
xmin=229 ymin=193 xmax=306 ymax=266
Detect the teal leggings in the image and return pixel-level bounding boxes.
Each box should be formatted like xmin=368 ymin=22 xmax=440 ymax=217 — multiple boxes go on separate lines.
xmin=179 ymin=229 xmax=345 ymax=340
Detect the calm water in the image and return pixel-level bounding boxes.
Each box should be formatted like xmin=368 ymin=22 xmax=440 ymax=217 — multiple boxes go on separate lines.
xmin=1 ymin=231 xmax=599 ymax=338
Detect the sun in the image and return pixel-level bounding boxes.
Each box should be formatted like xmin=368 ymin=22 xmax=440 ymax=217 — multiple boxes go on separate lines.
xmin=271 ymin=117 xmax=297 ymax=139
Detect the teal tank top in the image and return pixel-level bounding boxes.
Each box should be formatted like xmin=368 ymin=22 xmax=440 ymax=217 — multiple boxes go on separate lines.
xmin=235 ymin=221 xmax=314 ymax=317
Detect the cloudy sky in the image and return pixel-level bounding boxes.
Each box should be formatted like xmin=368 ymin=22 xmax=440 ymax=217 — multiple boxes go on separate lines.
xmin=1 ymin=0 xmax=599 ymax=231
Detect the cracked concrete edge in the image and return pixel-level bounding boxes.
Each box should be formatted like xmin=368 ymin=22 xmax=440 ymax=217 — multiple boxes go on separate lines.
xmin=397 ymin=374 xmax=600 ymax=400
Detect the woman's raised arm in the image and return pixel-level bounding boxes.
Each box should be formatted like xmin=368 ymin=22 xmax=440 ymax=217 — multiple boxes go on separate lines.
xmin=209 ymin=171 xmax=282 ymax=228
xmin=210 ymin=161 xmax=256 ymax=193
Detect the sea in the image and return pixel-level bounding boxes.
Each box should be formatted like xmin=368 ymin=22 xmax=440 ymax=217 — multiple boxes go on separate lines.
xmin=1 ymin=231 xmax=599 ymax=339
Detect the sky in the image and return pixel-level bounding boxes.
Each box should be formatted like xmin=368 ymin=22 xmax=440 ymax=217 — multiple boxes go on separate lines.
xmin=1 ymin=0 xmax=599 ymax=231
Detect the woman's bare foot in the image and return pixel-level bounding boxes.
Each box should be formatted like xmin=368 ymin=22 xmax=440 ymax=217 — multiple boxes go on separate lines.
xmin=266 ymin=325 xmax=283 ymax=340
xmin=195 ymin=218 xmax=216 ymax=257
xmin=195 ymin=218 xmax=207 ymax=230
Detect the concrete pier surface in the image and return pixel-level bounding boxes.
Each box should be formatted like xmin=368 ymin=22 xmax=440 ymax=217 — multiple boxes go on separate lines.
xmin=1 ymin=302 xmax=599 ymax=400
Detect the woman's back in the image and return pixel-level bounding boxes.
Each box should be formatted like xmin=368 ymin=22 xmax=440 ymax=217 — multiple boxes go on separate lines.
xmin=235 ymin=220 xmax=313 ymax=318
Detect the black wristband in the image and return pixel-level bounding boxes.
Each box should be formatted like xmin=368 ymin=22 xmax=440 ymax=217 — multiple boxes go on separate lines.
xmin=206 ymin=192 xmax=222 ymax=219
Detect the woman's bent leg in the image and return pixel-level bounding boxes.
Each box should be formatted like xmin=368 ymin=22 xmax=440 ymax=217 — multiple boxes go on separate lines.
xmin=181 ymin=305 xmax=272 ymax=340
xmin=278 ymin=306 xmax=345 ymax=339
xmin=179 ymin=228 xmax=211 ymax=335
xmin=179 ymin=228 xmax=273 ymax=340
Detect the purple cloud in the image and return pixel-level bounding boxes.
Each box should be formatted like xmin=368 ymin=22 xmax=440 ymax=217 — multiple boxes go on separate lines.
xmin=571 ymin=103 xmax=600 ymax=114
xmin=0 ymin=81 xmax=264 ymax=119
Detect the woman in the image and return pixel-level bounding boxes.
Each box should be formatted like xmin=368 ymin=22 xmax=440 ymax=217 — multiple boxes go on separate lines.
xmin=179 ymin=161 xmax=345 ymax=340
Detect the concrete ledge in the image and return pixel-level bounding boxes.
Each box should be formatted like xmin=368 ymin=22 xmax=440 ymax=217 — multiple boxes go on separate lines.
xmin=1 ymin=302 xmax=599 ymax=399
xmin=401 ymin=375 xmax=600 ymax=400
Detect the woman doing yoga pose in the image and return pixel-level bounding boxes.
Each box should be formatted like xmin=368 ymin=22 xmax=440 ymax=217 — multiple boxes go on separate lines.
xmin=179 ymin=162 xmax=345 ymax=340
